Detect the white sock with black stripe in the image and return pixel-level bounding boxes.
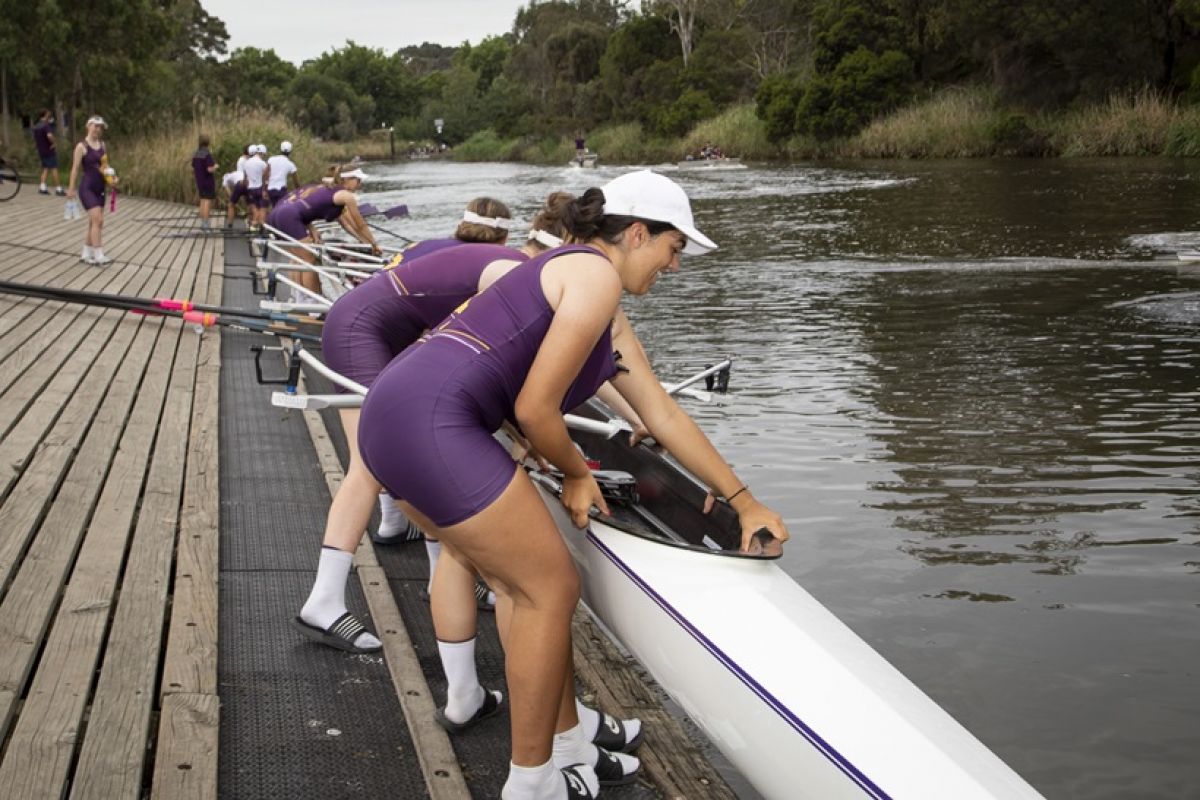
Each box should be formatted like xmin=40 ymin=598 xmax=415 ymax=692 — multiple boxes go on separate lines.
xmin=300 ymin=547 xmax=381 ymax=649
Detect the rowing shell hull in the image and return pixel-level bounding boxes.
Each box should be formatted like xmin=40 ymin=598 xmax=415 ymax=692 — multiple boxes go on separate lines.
xmin=535 ymin=489 xmax=1044 ymax=800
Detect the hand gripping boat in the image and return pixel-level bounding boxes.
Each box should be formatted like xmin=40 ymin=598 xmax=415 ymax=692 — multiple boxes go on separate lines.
xmin=531 ymin=401 xmax=1046 ymax=800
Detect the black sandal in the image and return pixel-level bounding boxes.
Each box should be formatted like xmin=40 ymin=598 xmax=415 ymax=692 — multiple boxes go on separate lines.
xmin=292 ymin=612 xmax=380 ymax=654
xmin=370 ymin=518 xmax=424 ymax=545
xmin=434 ymin=688 xmax=503 ymax=733
xmin=561 ymin=765 xmax=598 ymax=799
xmin=591 ymin=711 xmax=643 ymax=753
xmin=593 ymin=746 xmax=639 ymax=787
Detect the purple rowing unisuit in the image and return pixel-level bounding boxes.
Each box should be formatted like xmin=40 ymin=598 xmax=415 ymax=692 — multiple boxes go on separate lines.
xmin=321 ymin=243 xmax=525 ymax=391
xmin=79 ymin=141 xmax=107 ymax=211
xmin=267 ymin=184 xmax=344 ymax=240
xmin=358 ymin=245 xmax=618 ymax=527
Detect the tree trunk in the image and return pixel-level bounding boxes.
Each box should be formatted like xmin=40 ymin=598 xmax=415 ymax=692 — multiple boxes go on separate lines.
xmin=1 ymin=59 xmax=10 ymax=151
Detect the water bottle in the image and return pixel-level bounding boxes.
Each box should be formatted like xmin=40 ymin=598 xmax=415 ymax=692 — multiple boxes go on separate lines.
xmin=63 ymin=199 xmax=76 ymax=221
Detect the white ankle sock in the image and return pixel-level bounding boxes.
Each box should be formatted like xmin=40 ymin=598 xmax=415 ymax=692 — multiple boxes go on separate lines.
xmin=575 ymin=700 xmax=600 ymax=740
xmin=300 ymin=547 xmax=381 ymax=649
xmin=502 ymin=759 xmax=597 ymax=800
xmin=575 ymin=698 xmax=641 ymax=747
xmin=82 ymin=245 xmax=93 ymax=260
xmin=376 ymin=492 xmax=408 ymax=538
xmin=437 ymin=638 xmax=485 ymax=723
xmin=425 ymin=538 xmax=442 ymax=592
xmin=554 ymin=723 xmax=639 ymax=778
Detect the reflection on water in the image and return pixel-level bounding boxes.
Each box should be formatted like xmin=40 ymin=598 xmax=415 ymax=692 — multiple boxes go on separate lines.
xmin=365 ymin=159 xmax=1200 ymax=799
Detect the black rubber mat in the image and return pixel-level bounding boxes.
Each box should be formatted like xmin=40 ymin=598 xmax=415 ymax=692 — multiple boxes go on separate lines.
xmin=218 ymin=231 xmax=427 ymax=799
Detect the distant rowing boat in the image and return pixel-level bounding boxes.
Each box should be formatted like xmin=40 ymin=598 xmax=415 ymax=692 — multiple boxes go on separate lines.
xmin=675 ymin=157 xmax=746 ymax=170
xmin=569 ymin=153 xmax=600 ymax=169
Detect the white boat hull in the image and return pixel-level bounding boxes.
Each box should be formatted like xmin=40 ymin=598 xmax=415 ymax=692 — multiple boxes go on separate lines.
xmin=676 ymin=158 xmax=747 ymax=170
xmin=536 ymin=487 xmax=1044 ymax=800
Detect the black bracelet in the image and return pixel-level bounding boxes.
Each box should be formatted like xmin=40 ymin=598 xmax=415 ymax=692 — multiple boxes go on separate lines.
xmin=726 ymin=485 xmax=749 ymax=503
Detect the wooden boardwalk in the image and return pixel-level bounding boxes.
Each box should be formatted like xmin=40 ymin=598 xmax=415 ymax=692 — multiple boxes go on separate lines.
xmin=0 ymin=189 xmax=737 ymax=800
xmin=0 ymin=191 xmax=220 ymax=799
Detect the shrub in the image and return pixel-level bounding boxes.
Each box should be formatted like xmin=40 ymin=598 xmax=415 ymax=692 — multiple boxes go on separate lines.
xmin=797 ymin=47 xmax=913 ymax=140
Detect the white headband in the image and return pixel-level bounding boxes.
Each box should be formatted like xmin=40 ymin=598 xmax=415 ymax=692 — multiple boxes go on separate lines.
xmin=527 ymin=229 xmax=563 ymax=248
xmin=462 ymin=210 xmax=512 ymax=230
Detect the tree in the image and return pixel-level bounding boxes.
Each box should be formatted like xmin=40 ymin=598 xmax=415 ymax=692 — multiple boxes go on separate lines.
xmin=217 ymin=47 xmax=297 ymax=109
xmin=652 ymin=0 xmax=702 ymax=66
xmin=304 ymin=41 xmax=419 ymax=127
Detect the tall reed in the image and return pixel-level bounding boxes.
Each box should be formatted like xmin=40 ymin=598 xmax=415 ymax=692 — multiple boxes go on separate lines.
xmin=117 ymin=105 xmax=338 ymax=205
xmin=848 ymin=86 xmax=1000 ymax=158
xmin=1051 ymin=87 xmax=1180 ymax=156
xmin=681 ymin=104 xmax=776 ymax=160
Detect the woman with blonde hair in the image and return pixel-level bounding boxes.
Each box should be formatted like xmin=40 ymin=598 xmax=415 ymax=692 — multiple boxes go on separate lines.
xmin=66 ymin=116 xmax=117 ymax=265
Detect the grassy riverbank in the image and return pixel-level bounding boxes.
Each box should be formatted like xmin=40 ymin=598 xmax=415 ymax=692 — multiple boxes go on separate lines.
xmin=14 ymin=87 xmax=1200 ymax=206
xmin=452 ymin=87 xmax=1200 ymax=165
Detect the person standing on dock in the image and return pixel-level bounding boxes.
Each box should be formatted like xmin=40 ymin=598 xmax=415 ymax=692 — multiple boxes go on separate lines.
xmin=33 ymin=110 xmax=64 ymax=196
xmin=242 ymin=144 xmax=269 ymax=232
xmin=191 ymin=134 xmax=218 ymax=231
xmin=356 ymin=170 xmax=789 ymax=799
xmin=266 ymin=140 xmax=299 ymax=207
xmin=223 ymin=144 xmax=253 ymax=228
xmin=66 ymin=116 xmax=115 ymax=265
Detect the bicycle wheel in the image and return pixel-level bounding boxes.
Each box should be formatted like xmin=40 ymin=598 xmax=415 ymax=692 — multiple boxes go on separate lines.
xmin=0 ymin=162 xmax=20 ymax=201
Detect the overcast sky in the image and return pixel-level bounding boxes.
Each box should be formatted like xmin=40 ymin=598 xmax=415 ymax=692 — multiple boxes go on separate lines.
xmin=201 ymin=0 xmax=532 ymax=64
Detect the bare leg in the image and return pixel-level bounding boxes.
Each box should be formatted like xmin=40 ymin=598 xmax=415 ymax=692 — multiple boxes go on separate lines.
xmin=399 ymin=468 xmax=579 ymax=767
xmin=297 ymin=407 xmax=382 ymax=649
xmin=87 ymin=207 xmax=103 ymax=248
xmin=430 ymin=543 xmax=479 ymax=642
xmin=320 ymin=408 xmax=380 ymax=553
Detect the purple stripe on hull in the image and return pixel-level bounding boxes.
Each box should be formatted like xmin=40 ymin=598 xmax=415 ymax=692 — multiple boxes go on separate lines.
xmin=585 ymin=529 xmax=893 ymax=800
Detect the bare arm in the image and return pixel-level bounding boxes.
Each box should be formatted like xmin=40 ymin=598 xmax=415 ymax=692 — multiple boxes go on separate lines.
xmin=515 ymin=254 xmax=622 ymax=527
xmin=334 ymin=190 xmax=379 ymax=252
xmin=607 ymin=309 xmax=789 ymax=551
xmin=594 ymin=382 xmax=648 ymax=443
xmin=66 ymin=142 xmax=85 ymax=198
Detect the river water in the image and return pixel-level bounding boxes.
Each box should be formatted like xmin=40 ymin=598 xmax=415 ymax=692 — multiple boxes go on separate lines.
xmin=363 ymin=159 xmax=1200 ymax=799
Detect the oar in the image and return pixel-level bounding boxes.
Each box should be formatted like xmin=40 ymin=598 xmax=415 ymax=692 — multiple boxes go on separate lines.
xmin=365 ymin=220 xmax=414 ymax=245
xmin=0 ymin=280 xmax=324 ymax=327
xmin=0 ymin=282 xmax=321 ymax=342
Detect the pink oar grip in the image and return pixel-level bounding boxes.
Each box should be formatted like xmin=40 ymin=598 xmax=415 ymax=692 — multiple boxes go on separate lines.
xmin=156 ymin=298 xmax=193 ymax=312
xmin=182 ymin=310 xmax=217 ymax=327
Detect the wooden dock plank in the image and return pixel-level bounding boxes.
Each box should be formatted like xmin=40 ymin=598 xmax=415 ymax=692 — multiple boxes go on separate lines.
xmin=152 ymin=240 xmax=222 ymax=800
xmin=0 ymin=222 xmax=179 ymax=496
xmin=0 ymin=205 xmax=175 ymax=333
xmin=572 ymin=613 xmax=737 ymax=800
xmin=158 ymin=238 xmax=222 ymax=700
xmin=0 ymin=219 xmax=171 ymax=407
xmin=0 ymin=232 xmax=200 ymax=770
xmin=149 ymin=693 xmax=219 ymax=800
xmin=69 ymin=234 xmax=214 ymax=800
xmin=0 ymin=233 xmax=185 ymax=564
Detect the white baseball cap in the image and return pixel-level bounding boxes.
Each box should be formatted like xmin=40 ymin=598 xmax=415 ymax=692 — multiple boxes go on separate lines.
xmin=601 ymin=169 xmax=716 ymax=255
xmin=340 ymin=168 xmax=368 ymax=182
xmin=257 ymin=144 xmax=268 ymax=154
xmin=280 ymin=141 xmax=293 ymax=153
xmin=86 ymin=115 xmax=107 ymax=128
